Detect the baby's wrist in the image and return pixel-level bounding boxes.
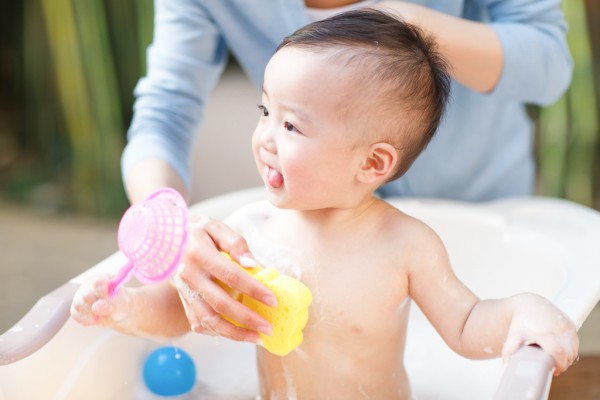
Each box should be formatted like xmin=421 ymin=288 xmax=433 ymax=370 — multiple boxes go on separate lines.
xmin=104 ymin=287 xmax=135 ymax=329
xmin=507 ymin=292 xmax=545 ymax=311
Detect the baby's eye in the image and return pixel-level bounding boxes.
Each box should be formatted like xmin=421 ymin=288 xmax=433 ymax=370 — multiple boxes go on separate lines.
xmin=257 ymin=104 xmax=269 ymax=117
xmin=283 ymin=121 xmax=298 ymax=133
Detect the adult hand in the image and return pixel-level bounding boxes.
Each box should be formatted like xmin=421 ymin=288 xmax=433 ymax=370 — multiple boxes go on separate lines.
xmin=125 ymin=159 xmax=188 ymax=204
xmin=374 ymin=1 xmax=502 ymax=93
xmin=173 ymin=216 xmax=277 ymax=344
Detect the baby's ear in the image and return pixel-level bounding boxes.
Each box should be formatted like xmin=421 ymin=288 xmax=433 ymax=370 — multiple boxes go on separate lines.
xmin=357 ymin=142 xmax=398 ymax=184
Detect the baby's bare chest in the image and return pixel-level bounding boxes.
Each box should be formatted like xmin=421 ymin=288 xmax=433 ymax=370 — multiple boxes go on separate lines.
xmin=245 ymin=215 xmax=409 ymax=333
xmin=304 ymin=260 xmax=407 ymax=332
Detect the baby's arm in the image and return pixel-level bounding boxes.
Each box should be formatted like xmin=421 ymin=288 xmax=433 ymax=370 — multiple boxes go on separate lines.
xmin=70 ymin=276 xmax=190 ymax=340
xmin=406 ymin=222 xmax=578 ymax=375
xmin=460 ymin=292 xmax=578 ymax=375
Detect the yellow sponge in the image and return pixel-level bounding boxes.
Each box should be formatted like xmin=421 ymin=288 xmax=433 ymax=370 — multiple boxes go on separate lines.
xmin=219 ymin=253 xmax=312 ymax=356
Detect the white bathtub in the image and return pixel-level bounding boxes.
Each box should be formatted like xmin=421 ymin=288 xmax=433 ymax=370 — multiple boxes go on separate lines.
xmin=1 ymin=187 xmax=599 ymax=399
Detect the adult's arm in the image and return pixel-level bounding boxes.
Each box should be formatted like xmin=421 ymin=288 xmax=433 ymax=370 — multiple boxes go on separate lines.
xmin=121 ymin=0 xmax=229 ymax=204
xmin=376 ymin=0 xmax=572 ymax=103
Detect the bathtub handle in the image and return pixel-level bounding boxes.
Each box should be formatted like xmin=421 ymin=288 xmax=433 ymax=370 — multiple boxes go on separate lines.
xmin=0 ymin=283 xmax=77 ymax=365
xmin=493 ymin=345 xmax=555 ymax=400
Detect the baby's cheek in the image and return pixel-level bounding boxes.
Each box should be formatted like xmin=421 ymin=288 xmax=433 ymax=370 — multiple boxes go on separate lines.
xmin=280 ymin=155 xmax=306 ymax=184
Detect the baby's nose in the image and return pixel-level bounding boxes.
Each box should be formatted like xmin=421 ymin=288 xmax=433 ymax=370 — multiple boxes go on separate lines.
xmin=263 ymin=140 xmax=277 ymax=154
xmin=257 ymin=126 xmax=277 ymax=154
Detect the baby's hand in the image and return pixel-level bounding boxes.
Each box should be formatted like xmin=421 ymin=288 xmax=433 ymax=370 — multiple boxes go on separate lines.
xmin=70 ymin=274 xmax=133 ymax=328
xmin=502 ymin=293 xmax=578 ymax=376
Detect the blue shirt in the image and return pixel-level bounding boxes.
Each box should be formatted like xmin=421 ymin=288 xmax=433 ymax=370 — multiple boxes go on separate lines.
xmin=122 ymin=0 xmax=571 ymax=201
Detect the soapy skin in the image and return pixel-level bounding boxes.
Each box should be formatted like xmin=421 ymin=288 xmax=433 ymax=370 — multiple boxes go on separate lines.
xmin=218 ymin=253 xmax=312 ymax=356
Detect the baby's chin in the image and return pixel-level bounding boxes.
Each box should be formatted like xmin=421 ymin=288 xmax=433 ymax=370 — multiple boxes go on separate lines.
xmin=264 ymin=190 xmax=301 ymax=211
xmin=264 ymin=192 xmax=325 ymax=212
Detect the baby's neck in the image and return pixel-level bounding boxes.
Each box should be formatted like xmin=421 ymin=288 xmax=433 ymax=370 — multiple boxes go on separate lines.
xmin=285 ymin=195 xmax=383 ymax=234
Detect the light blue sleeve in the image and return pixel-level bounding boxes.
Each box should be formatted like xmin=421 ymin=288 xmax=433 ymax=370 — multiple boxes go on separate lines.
xmin=481 ymin=0 xmax=572 ymax=105
xmin=121 ymin=0 xmax=229 ymax=189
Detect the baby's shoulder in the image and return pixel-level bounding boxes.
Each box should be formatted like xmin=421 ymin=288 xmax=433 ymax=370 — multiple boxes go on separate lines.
xmin=379 ymin=201 xmax=444 ymax=249
xmin=382 ymin=206 xmax=452 ymax=283
xmin=379 ymin=201 xmax=431 ymax=231
xmin=224 ymin=200 xmax=279 ymax=234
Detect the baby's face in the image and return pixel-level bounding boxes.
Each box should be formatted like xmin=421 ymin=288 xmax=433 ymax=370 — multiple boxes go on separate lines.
xmin=252 ymin=47 xmax=369 ymax=210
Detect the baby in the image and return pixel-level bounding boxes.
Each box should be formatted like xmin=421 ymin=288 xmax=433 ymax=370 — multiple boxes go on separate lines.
xmin=71 ymin=9 xmax=578 ymax=399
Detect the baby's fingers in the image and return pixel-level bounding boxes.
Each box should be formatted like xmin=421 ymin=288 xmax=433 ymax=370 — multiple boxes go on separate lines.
xmin=505 ymin=335 xmax=579 ymax=376
xmin=501 ymin=333 xmax=524 ymax=365
xmin=71 ymin=275 xmax=130 ymax=326
xmin=538 ymin=336 xmax=579 ymax=376
xmin=70 ymin=292 xmax=100 ymax=326
xmin=90 ymin=299 xmax=114 ymax=317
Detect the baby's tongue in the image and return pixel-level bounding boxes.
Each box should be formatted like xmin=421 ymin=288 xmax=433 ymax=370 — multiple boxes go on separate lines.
xmin=267 ymin=167 xmax=284 ymax=188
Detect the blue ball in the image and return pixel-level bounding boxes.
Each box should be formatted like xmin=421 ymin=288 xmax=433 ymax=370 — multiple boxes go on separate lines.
xmin=143 ymin=346 xmax=196 ymax=396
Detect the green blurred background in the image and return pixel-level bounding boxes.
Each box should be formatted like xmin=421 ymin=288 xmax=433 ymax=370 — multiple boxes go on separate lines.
xmin=0 ymin=1 xmax=598 ymax=217
xmin=0 ymin=0 xmax=153 ymax=217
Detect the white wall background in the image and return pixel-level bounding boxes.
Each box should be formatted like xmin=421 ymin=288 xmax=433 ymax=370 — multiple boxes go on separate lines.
xmin=190 ymin=63 xmax=263 ymax=203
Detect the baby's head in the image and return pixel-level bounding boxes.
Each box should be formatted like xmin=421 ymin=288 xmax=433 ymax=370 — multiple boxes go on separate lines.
xmin=275 ymin=8 xmax=450 ymax=181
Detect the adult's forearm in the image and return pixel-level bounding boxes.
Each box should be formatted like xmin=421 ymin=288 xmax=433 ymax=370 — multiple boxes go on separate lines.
xmin=125 ymin=158 xmax=188 ymax=204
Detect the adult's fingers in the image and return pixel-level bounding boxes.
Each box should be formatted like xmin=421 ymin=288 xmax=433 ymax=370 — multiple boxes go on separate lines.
xmin=198 ymin=312 xmax=262 ymax=344
xmin=177 ymin=264 xmax=272 ymax=334
xmin=174 ymin=274 xmax=262 ymax=343
xmin=201 ymin=219 xmax=257 ymax=267
xmin=184 ymin=218 xmax=277 ymax=307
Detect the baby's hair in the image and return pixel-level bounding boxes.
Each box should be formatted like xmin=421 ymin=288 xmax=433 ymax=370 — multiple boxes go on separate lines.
xmin=277 ymin=8 xmax=451 ymax=180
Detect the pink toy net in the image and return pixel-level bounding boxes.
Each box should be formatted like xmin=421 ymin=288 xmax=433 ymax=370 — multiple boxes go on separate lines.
xmin=108 ymin=188 xmax=189 ymax=297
